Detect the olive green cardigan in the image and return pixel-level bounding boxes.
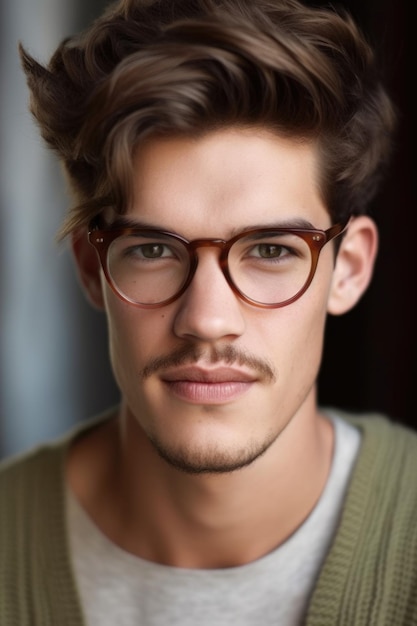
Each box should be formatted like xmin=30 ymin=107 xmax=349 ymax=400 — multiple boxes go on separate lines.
xmin=1 ymin=411 xmax=417 ymax=625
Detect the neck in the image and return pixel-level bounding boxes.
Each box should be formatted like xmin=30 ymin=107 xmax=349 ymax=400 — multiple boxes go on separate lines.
xmin=67 ymin=398 xmax=334 ymax=569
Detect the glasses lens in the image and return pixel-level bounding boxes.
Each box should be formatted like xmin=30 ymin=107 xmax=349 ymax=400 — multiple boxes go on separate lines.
xmin=107 ymin=232 xmax=190 ymax=305
xmin=105 ymin=229 xmax=314 ymax=307
xmin=228 ymin=231 xmax=312 ymax=305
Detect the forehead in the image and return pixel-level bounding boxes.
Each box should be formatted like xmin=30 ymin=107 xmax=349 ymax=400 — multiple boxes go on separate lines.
xmin=124 ymin=127 xmax=329 ymax=237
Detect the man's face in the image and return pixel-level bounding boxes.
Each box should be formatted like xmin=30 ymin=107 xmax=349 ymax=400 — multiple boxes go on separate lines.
xmin=101 ymin=128 xmax=336 ymax=474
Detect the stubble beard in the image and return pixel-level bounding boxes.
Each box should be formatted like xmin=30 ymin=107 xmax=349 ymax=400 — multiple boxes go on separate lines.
xmin=139 ymin=342 xmax=278 ymax=474
xmin=147 ymin=428 xmax=278 ymax=475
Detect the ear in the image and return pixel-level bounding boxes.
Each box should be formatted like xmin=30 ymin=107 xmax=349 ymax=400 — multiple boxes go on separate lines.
xmin=71 ymin=228 xmax=105 ymax=310
xmin=327 ymin=216 xmax=378 ymax=316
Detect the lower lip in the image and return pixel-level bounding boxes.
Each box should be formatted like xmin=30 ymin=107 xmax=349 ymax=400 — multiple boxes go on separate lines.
xmin=162 ymin=380 xmax=253 ymax=404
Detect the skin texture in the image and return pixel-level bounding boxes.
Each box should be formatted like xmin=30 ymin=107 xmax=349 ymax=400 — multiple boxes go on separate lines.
xmin=69 ymin=127 xmax=378 ymax=568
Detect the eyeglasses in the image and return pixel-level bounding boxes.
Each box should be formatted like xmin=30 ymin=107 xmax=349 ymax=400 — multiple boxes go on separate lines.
xmin=88 ymin=219 xmax=349 ymax=309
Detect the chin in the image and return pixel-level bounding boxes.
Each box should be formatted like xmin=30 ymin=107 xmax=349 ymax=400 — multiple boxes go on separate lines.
xmin=148 ymin=432 xmax=276 ymax=475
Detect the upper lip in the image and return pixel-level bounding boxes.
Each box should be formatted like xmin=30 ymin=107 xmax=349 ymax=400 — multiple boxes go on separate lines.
xmin=161 ymin=366 xmax=258 ymax=383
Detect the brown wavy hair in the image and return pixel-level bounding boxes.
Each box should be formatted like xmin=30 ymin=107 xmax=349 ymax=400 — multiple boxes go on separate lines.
xmin=19 ymin=0 xmax=396 ymax=239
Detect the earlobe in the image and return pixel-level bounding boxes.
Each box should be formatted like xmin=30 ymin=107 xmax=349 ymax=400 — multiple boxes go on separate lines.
xmin=327 ymin=216 xmax=378 ymax=316
xmin=71 ymin=228 xmax=105 ymax=310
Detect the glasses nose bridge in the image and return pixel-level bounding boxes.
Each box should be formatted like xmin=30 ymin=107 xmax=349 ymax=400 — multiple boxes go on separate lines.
xmin=187 ymin=237 xmax=230 ymax=265
xmin=184 ymin=238 xmax=232 ymax=288
xmin=188 ymin=237 xmax=228 ymax=251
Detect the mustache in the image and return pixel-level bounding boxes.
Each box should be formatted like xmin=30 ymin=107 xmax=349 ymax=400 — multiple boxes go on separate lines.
xmin=140 ymin=344 xmax=276 ymax=382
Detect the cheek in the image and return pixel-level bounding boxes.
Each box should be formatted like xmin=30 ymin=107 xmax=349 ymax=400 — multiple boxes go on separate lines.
xmin=267 ymin=307 xmax=326 ymax=372
xmin=103 ymin=291 xmax=171 ymax=388
xmin=265 ymin=272 xmax=332 ymax=389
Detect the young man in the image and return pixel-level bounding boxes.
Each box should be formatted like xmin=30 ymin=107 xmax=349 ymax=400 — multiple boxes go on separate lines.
xmin=1 ymin=0 xmax=416 ymax=624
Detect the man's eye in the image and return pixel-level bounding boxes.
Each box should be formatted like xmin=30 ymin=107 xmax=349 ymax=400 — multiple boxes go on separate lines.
xmin=124 ymin=243 xmax=173 ymax=259
xmin=138 ymin=243 xmax=171 ymax=258
xmin=254 ymin=244 xmax=286 ymax=259
xmin=247 ymin=243 xmax=296 ymax=260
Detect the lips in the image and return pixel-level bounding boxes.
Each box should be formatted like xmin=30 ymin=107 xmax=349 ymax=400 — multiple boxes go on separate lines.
xmin=162 ymin=366 xmax=257 ymax=384
xmin=160 ymin=366 xmax=258 ymax=404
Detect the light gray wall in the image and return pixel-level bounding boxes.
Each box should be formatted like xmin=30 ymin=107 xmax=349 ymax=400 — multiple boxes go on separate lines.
xmin=0 ymin=0 xmax=118 ymax=458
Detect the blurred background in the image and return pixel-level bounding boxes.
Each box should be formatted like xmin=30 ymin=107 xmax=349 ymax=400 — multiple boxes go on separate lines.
xmin=0 ymin=0 xmax=415 ymax=459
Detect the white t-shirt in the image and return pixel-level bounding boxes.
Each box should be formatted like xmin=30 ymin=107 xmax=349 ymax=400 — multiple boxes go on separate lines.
xmin=68 ymin=412 xmax=360 ymax=626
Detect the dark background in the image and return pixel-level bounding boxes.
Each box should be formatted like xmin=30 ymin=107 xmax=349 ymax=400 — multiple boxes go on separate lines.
xmin=314 ymin=0 xmax=415 ymax=428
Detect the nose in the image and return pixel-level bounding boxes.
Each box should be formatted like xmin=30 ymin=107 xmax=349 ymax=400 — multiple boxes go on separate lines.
xmin=173 ymin=249 xmax=246 ymax=342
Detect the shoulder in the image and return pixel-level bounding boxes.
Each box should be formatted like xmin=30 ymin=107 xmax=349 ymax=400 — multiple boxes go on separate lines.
xmin=0 ymin=409 xmax=116 ymax=501
xmin=0 ymin=413 xmax=111 ymax=626
xmin=334 ymin=409 xmax=417 ymax=499
xmin=342 ymin=409 xmax=417 ymax=439
xmin=308 ymin=411 xmax=417 ymax=624
xmin=0 ymin=409 xmax=116 ymax=578
xmin=331 ymin=407 xmax=417 ymax=436
xmin=329 ymin=408 xmax=417 ymax=458
xmin=0 ymin=435 xmax=67 ymax=495
xmin=341 ymin=410 xmax=417 ymax=469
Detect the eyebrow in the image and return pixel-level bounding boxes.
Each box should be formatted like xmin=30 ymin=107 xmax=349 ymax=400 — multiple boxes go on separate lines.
xmin=104 ymin=215 xmax=321 ymax=235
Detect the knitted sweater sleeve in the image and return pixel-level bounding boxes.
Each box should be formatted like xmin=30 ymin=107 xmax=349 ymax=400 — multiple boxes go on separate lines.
xmin=0 ymin=441 xmax=85 ymax=626
xmin=306 ymin=412 xmax=417 ymax=626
